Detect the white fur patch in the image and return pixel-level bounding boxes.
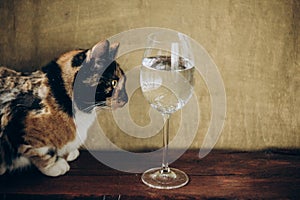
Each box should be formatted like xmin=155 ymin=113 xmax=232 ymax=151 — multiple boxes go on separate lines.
xmin=12 ymin=156 xmax=31 ymax=170
xmin=66 ymin=149 xmax=80 ymax=161
xmin=0 ymin=164 xmax=7 ymax=175
xmin=38 ymin=85 xmax=49 ymax=98
xmin=35 ymin=146 xmax=51 ymax=155
xmin=57 ymin=105 xmax=95 ymax=157
xmin=40 ymin=158 xmax=70 ymax=177
xmin=0 ymin=88 xmax=19 ymax=103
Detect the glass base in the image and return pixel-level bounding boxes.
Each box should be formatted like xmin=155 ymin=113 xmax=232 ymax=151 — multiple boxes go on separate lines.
xmin=141 ymin=167 xmax=189 ymax=189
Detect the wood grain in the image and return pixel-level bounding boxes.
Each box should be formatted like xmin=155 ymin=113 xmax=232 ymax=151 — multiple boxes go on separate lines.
xmin=0 ymin=150 xmax=299 ymax=199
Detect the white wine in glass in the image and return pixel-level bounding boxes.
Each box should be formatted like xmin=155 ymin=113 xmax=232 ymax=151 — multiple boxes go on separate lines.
xmin=140 ymin=31 xmax=195 ymax=189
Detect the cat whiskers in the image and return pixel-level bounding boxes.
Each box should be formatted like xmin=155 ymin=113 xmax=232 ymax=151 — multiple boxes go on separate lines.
xmin=82 ymin=101 xmax=107 ymax=112
xmin=94 ymin=101 xmax=111 ymax=110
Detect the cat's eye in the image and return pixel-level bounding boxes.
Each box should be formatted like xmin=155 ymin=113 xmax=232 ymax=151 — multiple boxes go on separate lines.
xmin=111 ymin=80 xmax=118 ymax=88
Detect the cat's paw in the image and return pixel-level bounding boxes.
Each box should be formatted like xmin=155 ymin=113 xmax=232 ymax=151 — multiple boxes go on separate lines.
xmin=40 ymin=158 xmax=70 ymax=177
xmin=0 ymin=165 xmax=6 ymax=175
xmin=66 ymin=149 xmax=80 ymax=162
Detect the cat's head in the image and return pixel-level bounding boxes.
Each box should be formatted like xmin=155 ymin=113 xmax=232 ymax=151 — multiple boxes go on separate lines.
xmin=44 ymin=40 xmax=128 ymax=113
xmin=74 ymin=40 xmax=128 ymax=112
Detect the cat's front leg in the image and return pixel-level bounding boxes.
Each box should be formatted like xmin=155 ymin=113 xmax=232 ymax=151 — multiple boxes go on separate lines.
xmin=0 ymin=165 xmax=6 ymax=175
xmin=20 ymin=145 xmax=70 ymax=177
xmin=39 ymin=158 xmax=70 ymax=177
xmin=65 ymin=149 xmax=80 ymax=162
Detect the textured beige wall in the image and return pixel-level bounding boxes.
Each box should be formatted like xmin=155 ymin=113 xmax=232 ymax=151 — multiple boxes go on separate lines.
xmin=0 ymin=0 xmax=299 ymax=150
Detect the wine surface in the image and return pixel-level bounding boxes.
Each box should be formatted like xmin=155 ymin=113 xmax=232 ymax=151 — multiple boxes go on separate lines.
xmin=141 ymin=56 xmax=194 ymax=114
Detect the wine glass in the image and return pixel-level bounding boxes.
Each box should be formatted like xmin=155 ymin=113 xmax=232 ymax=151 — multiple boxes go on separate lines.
xmin=140 ymin=31 xmax=195 ymax=189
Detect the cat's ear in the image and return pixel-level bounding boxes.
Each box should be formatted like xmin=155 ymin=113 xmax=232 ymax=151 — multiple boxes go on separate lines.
xmin=109 ymin=42 xmax=120 ymax=60
xmin=90 ymin=40 xmax=110 ymax=59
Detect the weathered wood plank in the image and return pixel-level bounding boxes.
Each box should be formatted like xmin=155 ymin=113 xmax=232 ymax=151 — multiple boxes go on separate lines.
xmin=0 ymin=150 xmax=299 ymax=199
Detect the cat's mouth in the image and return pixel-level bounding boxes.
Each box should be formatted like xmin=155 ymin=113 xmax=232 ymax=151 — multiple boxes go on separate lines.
xmin=106 ymin=96 xmax=128 ymax=110
xmin=111 ymin=100 xmax=127 ymax=110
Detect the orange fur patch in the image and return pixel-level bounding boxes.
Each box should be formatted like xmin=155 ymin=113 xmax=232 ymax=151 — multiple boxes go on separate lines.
xmin=24 ymin=96 xmax=76 ymax=149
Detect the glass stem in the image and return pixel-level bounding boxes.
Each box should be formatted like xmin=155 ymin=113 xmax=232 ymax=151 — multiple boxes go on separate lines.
xmin=161 ymin=113 xmax=170 ymax=173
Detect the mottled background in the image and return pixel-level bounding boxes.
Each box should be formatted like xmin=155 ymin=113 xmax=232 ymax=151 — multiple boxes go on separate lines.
xmin=0 ymin=0 xmax=299 ymax=150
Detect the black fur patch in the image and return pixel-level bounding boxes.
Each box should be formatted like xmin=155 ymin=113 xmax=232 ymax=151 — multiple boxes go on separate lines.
xmin=95 ymin=61 xmax=119 ymax=101
xmin=47 ymin=148 xmax=56 ymax=157
xmin=1 ymin=136 xmax=13 ymax=166
xmin=73 ymin=60 xmax=118 ymax=112
xmin=0 ymin=113 xmax=2 ymax=133
xmin=73 ymin=63 xmax=97 ymax=112
xmin=2 ymin=92 xmax=42 ymax=165
xmin=72 ymin=50 xmax=88 ymax=67
xmin=42 ymin=61 xmax=73 ymax=116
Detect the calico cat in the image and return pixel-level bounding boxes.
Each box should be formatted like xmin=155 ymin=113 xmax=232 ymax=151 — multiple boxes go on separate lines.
xmin=0 ymin=40 xmax=128 ymax=176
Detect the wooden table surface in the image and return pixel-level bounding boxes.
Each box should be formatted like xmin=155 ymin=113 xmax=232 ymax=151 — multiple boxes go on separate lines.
xmin=0 ymin=149 xmax=299 ymax=200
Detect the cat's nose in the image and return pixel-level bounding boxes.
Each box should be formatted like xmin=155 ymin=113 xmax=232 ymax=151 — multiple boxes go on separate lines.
xmin=119 ymin=89 xmax=128 ymax=103
xmin=116 ymin=91 xmax=128 ymax=108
